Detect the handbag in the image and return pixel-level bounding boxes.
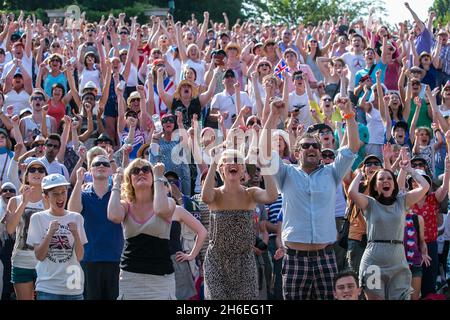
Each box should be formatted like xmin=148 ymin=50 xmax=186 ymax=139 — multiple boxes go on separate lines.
xmin=338 ymin=202 xmax=354 ymax=250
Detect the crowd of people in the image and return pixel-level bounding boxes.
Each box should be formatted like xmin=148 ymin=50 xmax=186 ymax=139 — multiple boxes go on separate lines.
xmin=0 ymin=2 xmax=449 ymax=300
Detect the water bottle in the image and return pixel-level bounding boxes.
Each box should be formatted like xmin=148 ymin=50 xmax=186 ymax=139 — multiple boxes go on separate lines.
xmin=152 ymin=114 xmax=163 ymax=133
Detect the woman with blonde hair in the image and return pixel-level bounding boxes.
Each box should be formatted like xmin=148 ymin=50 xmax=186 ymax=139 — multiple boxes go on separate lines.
xmin=201 ymin=148 xmax=278 ymax=299
xmin=225 ymin=43 xmax=247 ymax=88
xmin=108 ymin=159 xmax=176 ymax=299
xmin=5 ymin=159 xmax=48 ymax=300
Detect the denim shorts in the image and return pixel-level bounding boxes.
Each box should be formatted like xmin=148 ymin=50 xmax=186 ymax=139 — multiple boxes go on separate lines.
xmin=11 ymin=266 xmax=37 ymax=284
xmin=410 ymin=265 xmax=423 ymax=278
xmin=36 ymin=291 xmax=84 ymax=300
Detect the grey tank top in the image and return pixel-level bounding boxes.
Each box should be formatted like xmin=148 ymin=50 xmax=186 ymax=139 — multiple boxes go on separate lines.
xmin=122 ymin=203 xmax=171 ymax=240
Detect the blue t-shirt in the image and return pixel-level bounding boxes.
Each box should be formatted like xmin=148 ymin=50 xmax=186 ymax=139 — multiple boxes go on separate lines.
xmin=80 ymin=184 xmax=123 ymax=262
xmin=354 ymin=61 xmax=387 ymax=100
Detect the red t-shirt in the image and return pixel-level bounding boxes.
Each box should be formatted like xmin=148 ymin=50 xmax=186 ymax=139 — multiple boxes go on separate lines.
xmin=411 ymin=193 xmax=439 ymax=243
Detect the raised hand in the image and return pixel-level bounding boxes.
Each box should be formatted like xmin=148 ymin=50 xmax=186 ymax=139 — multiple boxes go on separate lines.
xmin=113 ymin=167 xmax=124 ymax=187
xmin=67 ymin=222 xmax=78 ymax=235
xmin=153 ymin=162 xmax=165 ymax=178
xmin=47 ymin=220 xmax=60 ymax=237
xmin=76 ymin=167 xmax=86 ymax=183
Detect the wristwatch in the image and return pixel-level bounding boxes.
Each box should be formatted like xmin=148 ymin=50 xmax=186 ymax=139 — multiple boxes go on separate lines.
xmin=154 ymin=177 xmax=167 ymax=184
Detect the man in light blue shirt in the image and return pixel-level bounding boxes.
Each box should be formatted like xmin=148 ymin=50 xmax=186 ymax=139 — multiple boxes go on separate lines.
xmin=261 ymin=97 xmax=359 ymax=300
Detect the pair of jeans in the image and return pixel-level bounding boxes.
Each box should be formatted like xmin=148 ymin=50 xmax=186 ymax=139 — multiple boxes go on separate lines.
xmin=36 ymin=291 xmax=84 ymax=300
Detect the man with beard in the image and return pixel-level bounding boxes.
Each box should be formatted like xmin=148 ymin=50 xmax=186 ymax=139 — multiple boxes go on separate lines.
xmin=261 ymin=97 xmax=359 ymax=300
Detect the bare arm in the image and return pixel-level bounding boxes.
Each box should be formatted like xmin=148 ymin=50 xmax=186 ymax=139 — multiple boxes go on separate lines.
xmin=348 ymin=171 xmax=369 ymax=210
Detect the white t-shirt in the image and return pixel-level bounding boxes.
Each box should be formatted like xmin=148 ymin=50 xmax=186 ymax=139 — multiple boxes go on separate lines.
xmin=341 ymin=52 xmax=365 ymax=91
xmin=11 ymin=195 xmax=45 ymax=269
xmin=366 ymin=106 xmax=385 ymax=145
xmin=288 ymin=91 xmax=313 ymax=127
xmin=27 ymin=210 xmax=88 ymax=296
xmin=211 ymin=90 xmax=254 ymax=128
xmin=3 ymin=90 xmax=31 ymax=116
xmin=1 ymin=52 xmax=33 ymax=82
xmin=39 ymin=157 xmax=70 ymax=181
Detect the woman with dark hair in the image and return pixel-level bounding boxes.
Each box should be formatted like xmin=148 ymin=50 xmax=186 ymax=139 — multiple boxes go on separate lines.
xmin=5 ymin=160 xmax=48 ymax=300
xmin=348 ymin=152 xmax=430 ymax=300
xmin=78 ymin=51 xmax=101 ymax=94
xmin=299 ymin=37 xmax=324 ymax=82
xmin=37 ymin=53 xmax=67 ymax=98
xmin=45 ymin=83 xmax=72 ymax=126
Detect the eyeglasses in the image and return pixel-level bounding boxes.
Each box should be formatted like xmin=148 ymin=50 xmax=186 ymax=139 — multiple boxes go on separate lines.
xmin=322 ymin=98 xmax=332 ymax=102
xmin=300 ymin=142 xmax=321 ymax=150
xmin=32 ymin=96 xmax=44 ymax=101
xmin=28 ymin=167 xmax=46 ymax=174
xmin=364 ymin=162 xmax=382 ymax=167
xmin=130 ymin=165 xmax=152 ymax=175
xmin=1 ymin=188 xmax=16 ymax=193
xmin=45 ymin=142 xmax=60 ymax=149
xmin=322 ymin=153 xmax=335 ymax=159
xmin=92 ymin=161 xmax=111 ymax=168
xmin=259 ymin=63 xmax=270 ymax=68
xmin=162 ymin=117 xmax=175 ymax=124
xmin=51 ymin=44 xmax=60 ymax=48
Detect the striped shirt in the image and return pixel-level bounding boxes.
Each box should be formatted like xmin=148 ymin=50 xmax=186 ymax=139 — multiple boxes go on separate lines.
xmin=265 ymin=194 xmax=283 ymax=237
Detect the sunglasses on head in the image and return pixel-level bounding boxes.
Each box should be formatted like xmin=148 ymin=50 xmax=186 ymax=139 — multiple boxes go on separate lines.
xmin=300 ymin=142 xmax=320 ymax=150
xmin=162 ymin=117 xmax=175 ymax=124
xmin=322 ymin=152 xmax=335 ymax=159
xmin=92 ymin=161 xmax=111 ymax=168
xmin=365 ymin=161 xmax=381 ymax=167
xmin=32 ymin=96 xmax=44 ymax=101
xmin=2 ymin=188 xmax=16 ymax=193
xmin=130 ymin=165 xmax=152 ymax=175
xmin=28 ymin=167 xmax=46 ymax=174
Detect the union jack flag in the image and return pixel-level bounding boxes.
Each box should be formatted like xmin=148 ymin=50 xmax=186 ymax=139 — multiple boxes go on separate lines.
xmin=49 ymin=235 xmax=71 ymax=250
xmin=274 ymin=59 xmax=290 ymax=79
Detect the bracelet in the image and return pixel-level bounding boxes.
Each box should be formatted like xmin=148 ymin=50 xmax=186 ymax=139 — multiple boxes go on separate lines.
xmin=154 ymin=177 xmax=167 ymax=184
xmin=111 ymin=187 xmax=121 ymax=192
xmin=342 ymin=112 xmax=355 ymax=120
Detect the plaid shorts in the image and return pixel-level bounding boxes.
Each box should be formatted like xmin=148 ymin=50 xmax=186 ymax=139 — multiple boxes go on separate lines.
xmin=282 ymin=246 xmax=337 ymax=300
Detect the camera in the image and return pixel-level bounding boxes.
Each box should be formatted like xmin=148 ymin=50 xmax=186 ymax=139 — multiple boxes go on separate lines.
xmin=255 ymin=237 xmax=268 ymax=251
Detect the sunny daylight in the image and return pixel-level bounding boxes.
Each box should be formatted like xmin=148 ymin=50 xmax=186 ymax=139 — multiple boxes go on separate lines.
xmin=0 ymin=0 xmax=449 ymax=305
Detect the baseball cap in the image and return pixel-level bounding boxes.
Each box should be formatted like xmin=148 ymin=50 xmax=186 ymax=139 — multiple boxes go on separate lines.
xmin=26 ymin=159 xmax=48 ymax=171
xmin=164 ymin=171 xmax=180 ymax=180
xmin=42 ymin=173 xmax=70 ymax=190
xmin=19 ymin=108 xmax=33 ymax=117
xmin=1 ymin=182 xmax=17 ymax=192
xmin=82 ymin=81 xmax=98 ymax=92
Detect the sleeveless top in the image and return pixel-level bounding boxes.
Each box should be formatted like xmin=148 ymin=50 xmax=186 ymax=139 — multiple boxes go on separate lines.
xmin=120 ymin=203 xmax=173 ymax=275
xmin=404 ymin=212 xmax=422 ymax=267
xmin=79 ymin=68 xmax=101 ymax=94
xmin=47 ymin=99 xmax=66 ymax=126
xmin=171 ymin=97 xmax=202 ymax=129
xmin=306 ymin=55 xmax=323 ymax=82
xmin=324 ymin=82 xmax=340 ymax=99
xmin=43 ymin=72 xmax=68 ymax=97
xmin=11 ymin=195 xmax=45 ymax=269
xmin=183 ymin=59 xmax=206 ymax=85
xmin=169 ymin=220 xmax=182 ymax=255
xmin=22 ymin=115 xmax=53 ymax=143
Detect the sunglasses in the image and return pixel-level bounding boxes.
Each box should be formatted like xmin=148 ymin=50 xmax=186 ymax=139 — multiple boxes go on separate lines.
xmin=130 ymin=98 xmax=140 ymax=103
xmin=28 ymin=167 xmax=46 ymax=174
xmin=50 ymin=58 xmax=61 ymax=63
xmin=247 ymin=119 xmax=261 ymax=126
xmin=322 ymin=153 xmax=335 ymax=159
xmin=45 ymin=143 xmax=60 ymax=149
xmin=310 ymin=40 xmax=318 ymax=43
xmin=92 ymin=161 xmax=111 ymax=168
xmin=411 ymin=162 xmax=426 ymax=168
xmin=300 ymin=142 xmax=320 ymax=150
xmin=319 ymin=130 xmax=333 ymax=136
xmin=120 ymin=31 xmax=129 ymax=35
xmin=87 ymin=29 xmax=96 ymax=33
xmin=322 ymin=98 xmax=332 ymax=102
xmin=51 ymin=44 xmax=60 ymax=48
xmin=162 ymin=117 xmax=175 ymax=124
xmin=2 ymin=188 xmax=16 ymax=193
xmin=130 ymin=165 xmax=152 ymax=175
xmin=32 ymin=96 xmax=44 ymax=101
xmin=293 ymin=75 xmax=304 ymax=81
xmin=259 ymin=63 xmax=270 ymax=68
xmin=365 ymin=162 xmax=382 ymax=167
